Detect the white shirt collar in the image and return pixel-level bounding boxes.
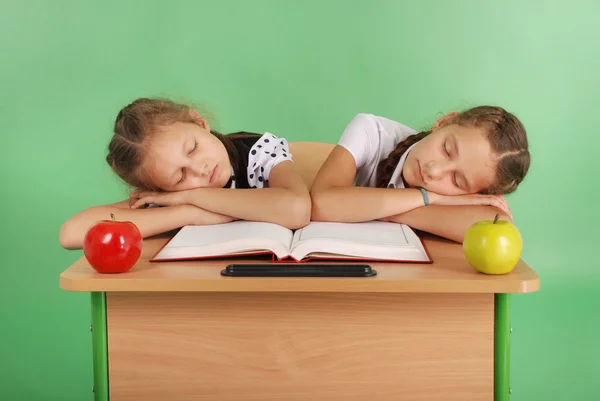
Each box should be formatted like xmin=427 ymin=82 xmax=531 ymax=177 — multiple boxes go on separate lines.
xmin=386 ymin=142 xmax=418 ymax=189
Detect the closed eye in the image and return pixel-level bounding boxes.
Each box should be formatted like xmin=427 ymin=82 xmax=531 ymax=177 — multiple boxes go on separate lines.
xmin=177 ymin=168 xmax=186 ymax=184
xmin=189 ymin=141 xmax=198 ymax=155
xmin=443 ymin=140 xmax=450 ymax=157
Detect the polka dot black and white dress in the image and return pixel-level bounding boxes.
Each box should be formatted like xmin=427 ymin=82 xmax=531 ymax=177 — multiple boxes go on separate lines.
xmin=229 ymin=132 xmax=293 ymax=189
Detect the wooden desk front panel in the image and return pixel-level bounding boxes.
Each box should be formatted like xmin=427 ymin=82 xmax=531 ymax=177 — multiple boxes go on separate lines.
xmin=107 ymin=292 xmax=493 ymax=401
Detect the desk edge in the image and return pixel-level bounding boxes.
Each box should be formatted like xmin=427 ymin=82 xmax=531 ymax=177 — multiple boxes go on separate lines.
xmin=59 ymin=272 xmax=541 ymax=294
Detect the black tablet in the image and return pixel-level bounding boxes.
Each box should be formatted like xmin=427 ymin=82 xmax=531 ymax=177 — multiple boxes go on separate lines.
xmin=221 ymin=264 xmax=377 ymax=277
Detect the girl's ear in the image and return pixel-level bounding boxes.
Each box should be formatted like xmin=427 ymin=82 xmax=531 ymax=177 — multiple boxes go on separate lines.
xmin=188 ymin=109 xmax=211 ymax=131
xmin=433 ymin=111 xmax=459 ymax=129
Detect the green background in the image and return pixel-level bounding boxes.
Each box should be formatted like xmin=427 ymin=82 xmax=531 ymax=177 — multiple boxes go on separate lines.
xmin=1 ymin=1 xmax=598 ymax=400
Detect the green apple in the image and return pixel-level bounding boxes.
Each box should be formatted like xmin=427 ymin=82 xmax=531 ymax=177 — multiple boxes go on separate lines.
xmin=463 ymin=214 xmax=523 ymax=275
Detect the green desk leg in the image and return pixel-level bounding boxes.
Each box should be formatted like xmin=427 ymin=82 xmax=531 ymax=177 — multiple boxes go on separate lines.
xmin=495 ymin=293 xmax=511 ymax=401
xmin=91 ymin=292 xmax=109 ymax=401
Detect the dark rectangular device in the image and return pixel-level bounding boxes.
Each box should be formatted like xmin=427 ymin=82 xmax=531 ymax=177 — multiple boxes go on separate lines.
xmin=221 ymin=264 xmax=377 ymax=277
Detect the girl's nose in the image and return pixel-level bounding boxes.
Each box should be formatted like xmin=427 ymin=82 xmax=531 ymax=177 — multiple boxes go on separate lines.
xmin=190 ymin=163 xmax=210 ymax=177
xmin=425 ymin=162 xmax=441 ymax=180
xmin=425 ymin=161 xmax=451 ymax=180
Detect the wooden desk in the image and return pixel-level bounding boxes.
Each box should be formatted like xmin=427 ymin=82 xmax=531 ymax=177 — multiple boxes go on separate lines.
xmin=60 ymin=233 xmax=539 ymax=401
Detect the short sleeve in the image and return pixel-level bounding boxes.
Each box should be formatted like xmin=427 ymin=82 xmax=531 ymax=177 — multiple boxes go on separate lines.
xmin=247 ymin=133 xmax=293 ymax=188
xmin=337 ymin=113 xmax=379 ymax=168
xmin=338 ymin=113 xmax=416 ymax=169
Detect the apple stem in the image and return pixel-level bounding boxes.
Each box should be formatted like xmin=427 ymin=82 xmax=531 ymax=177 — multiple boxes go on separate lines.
xmin=493 ymin=214 xmax=499 ymax=224
xmin=110 ymin=213 xmax=115 ymax=222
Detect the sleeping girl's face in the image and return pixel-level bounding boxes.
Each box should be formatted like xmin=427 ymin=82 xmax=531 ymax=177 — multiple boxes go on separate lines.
xmin=402 ymin=113 xmax=497 ymax=196
xmin=141 ymin=118 xmax=232 ymax=192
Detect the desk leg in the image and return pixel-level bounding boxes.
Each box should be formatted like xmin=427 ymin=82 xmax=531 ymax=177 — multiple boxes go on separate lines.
xmin=495 ymin=293 xmax=511 ymax=401
xmin=91 ymin=292 xmax=109 ymax=401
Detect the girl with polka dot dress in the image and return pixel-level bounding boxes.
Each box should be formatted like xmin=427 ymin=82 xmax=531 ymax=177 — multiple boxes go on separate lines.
xmin=59 ymin=97 xmax=310 ymax=250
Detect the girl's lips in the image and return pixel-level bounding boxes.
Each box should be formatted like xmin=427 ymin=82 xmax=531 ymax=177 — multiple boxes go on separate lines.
xmin=209 ymin=165 xmax=218 ymax=184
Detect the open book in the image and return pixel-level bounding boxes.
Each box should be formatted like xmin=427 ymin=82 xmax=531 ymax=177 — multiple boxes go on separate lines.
xmin=151 ymin=220 xmax=432 ymax=263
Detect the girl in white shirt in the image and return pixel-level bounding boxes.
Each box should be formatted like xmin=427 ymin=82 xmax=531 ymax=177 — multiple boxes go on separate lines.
xmin=310 ymin=106 xmax=530 ymax=243
xmin=60 ymin=97 xmax=311 ymax=249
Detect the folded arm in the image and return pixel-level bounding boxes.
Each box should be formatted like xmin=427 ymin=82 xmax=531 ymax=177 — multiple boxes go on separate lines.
xmin=310 ymin=145 xmax=427 ymax=221
xmin=59 ymin=200 xmax=233 ymax=250
xmin=131 ymin=160 xmax=312 ymax=230
xmin=310 ymin=145 xmax=511 ymax=243
xmin=380 ymin=205 xmax=512 ymax=243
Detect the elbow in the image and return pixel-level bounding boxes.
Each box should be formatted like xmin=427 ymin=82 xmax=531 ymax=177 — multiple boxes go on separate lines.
xmin=281 ymin=192 xmax=311 ymax=229
xmin=58 ymin=221 xmax=83 ymax=250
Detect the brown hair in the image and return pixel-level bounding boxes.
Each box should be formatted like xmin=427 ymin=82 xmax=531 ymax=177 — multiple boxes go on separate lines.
xmin=106 ymin=97 xmax=259 ymax=191
xmin=376 ymin=106 xmax=530 ymax=194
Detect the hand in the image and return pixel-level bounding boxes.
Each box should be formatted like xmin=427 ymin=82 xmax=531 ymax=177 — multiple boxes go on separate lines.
xmin=428 ymin=192 xmax=512 ymax=219
xmin=129 ymin=189 xmax=192 ymax=209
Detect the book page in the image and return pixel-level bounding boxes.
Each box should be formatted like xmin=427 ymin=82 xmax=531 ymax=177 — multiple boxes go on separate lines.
xmin=289 ymin=221 xmax=429 ymax=262
xmin=294 ymin=221 xmax=411 ymax=246
xmin=153 ymin=221 xmax=294 ymax=260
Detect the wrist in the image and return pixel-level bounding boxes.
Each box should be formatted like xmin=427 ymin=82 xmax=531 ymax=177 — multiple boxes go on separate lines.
xmin=424 ymin=190 xmax=440 ymax=205
xmin=416 ymin=187 xmax=429 ymax=206
xmin=173 ymin=204 xmax=197 ymax=226
xmin=184 ymin=188 xmax=204 ymax=207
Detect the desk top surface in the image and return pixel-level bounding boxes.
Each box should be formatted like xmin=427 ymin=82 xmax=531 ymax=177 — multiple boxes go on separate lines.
xmin=59 ymin=232 xmax=539 ymax=294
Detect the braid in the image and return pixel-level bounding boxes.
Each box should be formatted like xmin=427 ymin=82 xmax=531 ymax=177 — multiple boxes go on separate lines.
xmin=376 ymin=131 xmax=430 ymax=188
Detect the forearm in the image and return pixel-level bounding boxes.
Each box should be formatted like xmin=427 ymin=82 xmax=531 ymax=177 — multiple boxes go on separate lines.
xmin=186 ymin=187 xmax=311 ymax=229
xmin=311 ymin=186 xmax=425 ymax=222
xmin=59 ymin=204 xmax=231 ymax=250
xmin=384 ymin=205 xmax=511 ymax=243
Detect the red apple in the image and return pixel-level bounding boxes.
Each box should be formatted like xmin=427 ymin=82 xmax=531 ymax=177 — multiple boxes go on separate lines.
xmin=83 ymin=213 xmax=143 ymax=274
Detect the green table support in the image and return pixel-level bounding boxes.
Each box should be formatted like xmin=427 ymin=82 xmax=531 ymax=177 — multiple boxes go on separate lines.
xmin=91 ymin=292 xmax=109 ymax=401
xmin=495 ymin=293 xmax=511 ymax=401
